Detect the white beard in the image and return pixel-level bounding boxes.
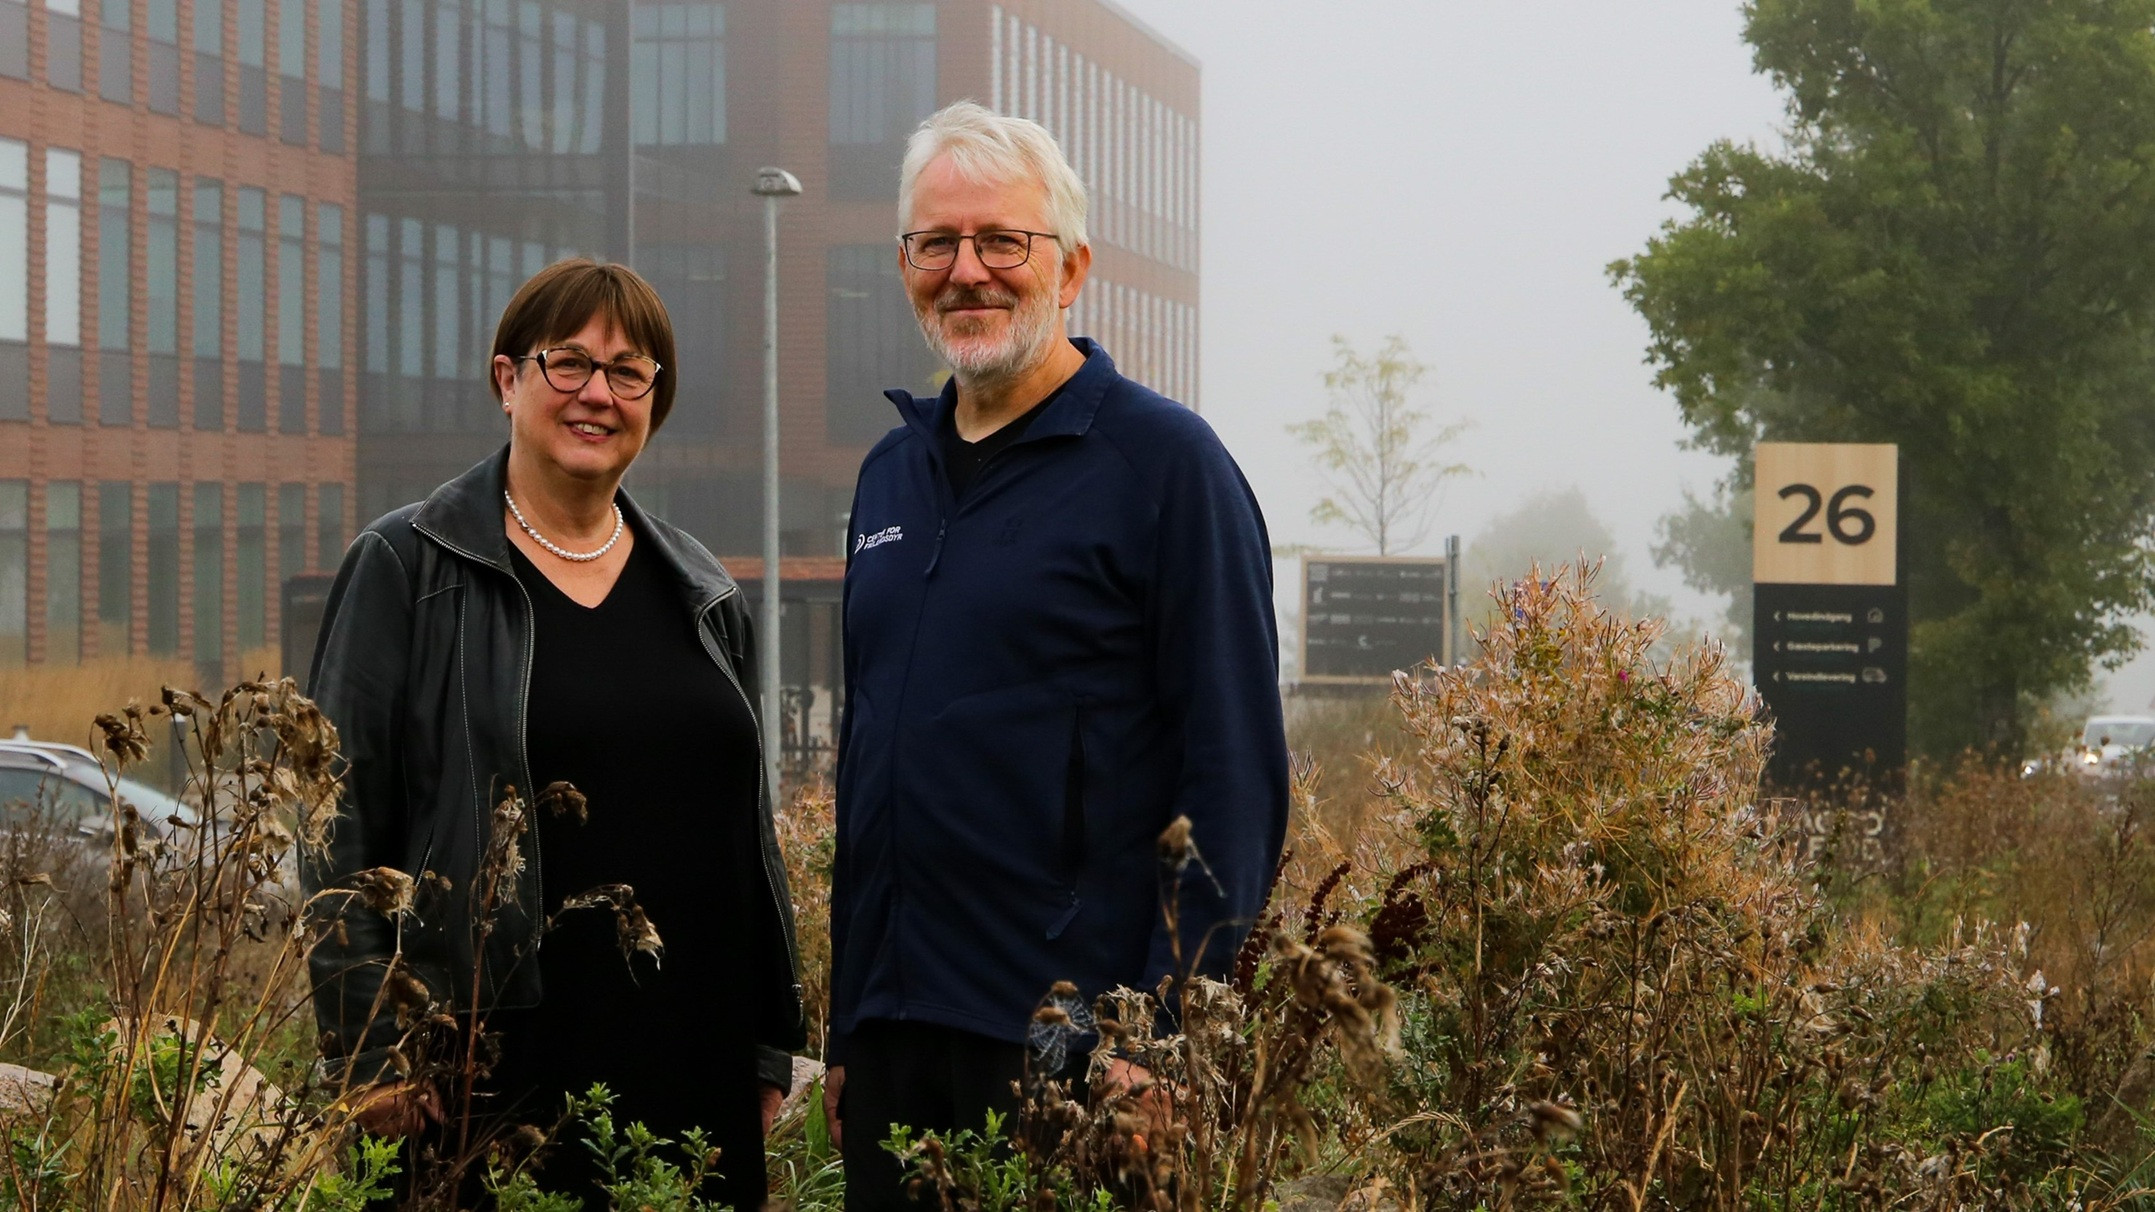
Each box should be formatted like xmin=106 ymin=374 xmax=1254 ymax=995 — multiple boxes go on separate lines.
xmin=917 ymin=281 xmax=1061 ymax=385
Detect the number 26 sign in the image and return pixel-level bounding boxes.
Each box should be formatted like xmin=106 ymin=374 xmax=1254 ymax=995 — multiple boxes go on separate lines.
xmin=1752 ymin=442 xmax=1898 ymax=586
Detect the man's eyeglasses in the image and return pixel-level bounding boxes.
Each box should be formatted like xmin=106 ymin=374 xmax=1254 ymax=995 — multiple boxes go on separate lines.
xmin=899 ymin=230 xmax=1059 ymax=272
xmin=515 ymin=347 xmax=663 ymax=400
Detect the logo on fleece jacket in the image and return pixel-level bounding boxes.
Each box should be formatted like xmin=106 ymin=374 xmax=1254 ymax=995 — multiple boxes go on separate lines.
xmin=853 ymin=525 xmax=904 ymax=555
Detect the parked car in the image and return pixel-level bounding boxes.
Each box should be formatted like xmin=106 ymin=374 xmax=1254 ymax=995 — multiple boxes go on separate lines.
xmin=2076 ymin=715 xmax=2155 ymax=776
xmin=0 ymin=740 xmax=195 ymax=842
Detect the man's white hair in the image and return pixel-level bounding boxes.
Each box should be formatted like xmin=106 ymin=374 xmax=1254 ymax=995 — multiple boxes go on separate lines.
xmin=899 ymin=101 xmax=1090 ymax=256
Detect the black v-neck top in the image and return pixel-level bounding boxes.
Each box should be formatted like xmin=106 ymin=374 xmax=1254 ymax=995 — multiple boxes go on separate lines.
xmin=942 ymin=385 xmax=1062 ymax=499
xmin=489 ymin=533 xmax=768 ymax=1201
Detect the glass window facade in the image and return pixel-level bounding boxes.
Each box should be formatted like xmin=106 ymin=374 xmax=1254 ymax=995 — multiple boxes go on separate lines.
xmin=828 ymin=3 xmax=935 ymax=199
xmin=280 ymin=0 xmax=308 ymax=143
xmin=279 ymin=195 xmax=306 ymax=432
xmin=195 ymin=0 xmax=225 ymax=124
xmin=826 ymin=243 xmax=936 ymax=444
xmin=47 ymin=148 xmax=82 ymax=422
xmin=45 ymin=481 xmax=81 ymax=663
xmin=237 ymin=482 xmax=266 ymax=653
xmin=0 ymin=140 xmax=24 ymax=422
xmin=147 ymin=168 xmax=179 ymax=426
xmin=239 ymin=0 xmax=269 ymax=133
xmin=49 ymin=0 xmax=83 ymax=93
xmin=316 ymin=481 xmax=344 ymax=569
xmin=91 ymin=159 xmax=127 ymax=428
xmin=2 ymin=0 xmax=26 ymax=80
xmin=237 ymin=187 xmax=267 ymax=431
xmin=147 ymin=482 xmax=178 ymax=654
xmin=0 ymin=482 xmax=25 ymax=665
xmin=632 ymin=2 xmax=724 ymax=147
xmin=278 ymin=481 xmax=306 ymax=582
xmin=193 ymin=180 xmax=224 ymax=431
xmin=148 ymin=0 xmax=179 ymax=113
xmin=97 ymin=481 xmax=129 ymax=656
xmin=319 ymin=0 xmax=346 ymax=151
xmin=318 ymin=203 xmax=344 ymax=433
xmin=193 ymin=482 xmax=223 ymax=668
xmin=99 ymin=0 xmax=132 ymax=103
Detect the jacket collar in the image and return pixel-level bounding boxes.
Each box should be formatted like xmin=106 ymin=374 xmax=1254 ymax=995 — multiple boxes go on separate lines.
xmin=884 ymin=337 xmax=1117 ymax=446
xmin=411 ymin=445 xmax=740 ymax=607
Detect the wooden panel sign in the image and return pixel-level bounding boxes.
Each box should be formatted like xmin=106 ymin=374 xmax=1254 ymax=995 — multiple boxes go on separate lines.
xmin=1752 ymin=442 xmax=1898 ymax=586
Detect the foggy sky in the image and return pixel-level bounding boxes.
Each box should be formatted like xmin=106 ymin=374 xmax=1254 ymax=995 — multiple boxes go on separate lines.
xmin=1108 ymin=0 xmax=1783 ymax=620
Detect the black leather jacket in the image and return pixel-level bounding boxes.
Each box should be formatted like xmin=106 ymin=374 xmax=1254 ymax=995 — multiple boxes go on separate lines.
xmin=303 ymin=448 xmax=806 ymax=1087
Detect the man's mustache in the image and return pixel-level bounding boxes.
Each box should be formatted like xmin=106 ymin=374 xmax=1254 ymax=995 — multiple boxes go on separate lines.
xmin=935 ymin=287 xmax=1020 ymax=314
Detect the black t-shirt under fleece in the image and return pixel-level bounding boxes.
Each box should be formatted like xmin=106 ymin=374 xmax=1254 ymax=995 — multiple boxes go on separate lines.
xmin=941 ymin=385 xmax=1062 ymax=498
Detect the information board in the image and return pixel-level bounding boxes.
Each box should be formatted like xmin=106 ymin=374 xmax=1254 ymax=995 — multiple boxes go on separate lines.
xmin=1301 ymin=556 xmax=1449 ymax=684
xmin=1752 ymin=443 xmax=1906 ymax=789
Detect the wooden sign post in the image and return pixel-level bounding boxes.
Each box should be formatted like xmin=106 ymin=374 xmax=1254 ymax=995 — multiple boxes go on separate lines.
xmin=1752 ymin=442 xmax=1907 ymax=790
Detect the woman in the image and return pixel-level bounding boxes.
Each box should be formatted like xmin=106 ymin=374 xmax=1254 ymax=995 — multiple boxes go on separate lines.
xmin=302 ymin=259 xmax=803 ymax=1206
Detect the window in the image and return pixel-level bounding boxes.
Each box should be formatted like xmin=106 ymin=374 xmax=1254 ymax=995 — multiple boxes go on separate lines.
xmin=237 ymin=483 xmax=265 ymax=653
xmin=195 ymin=0 xmax=225 ymax=124
xmin=361 ymin=0 xmax=387 ymax=153
xmin=0 ymin=482 xmax=22 ymax=664
xmin=236 ymin=187 xmax=266 ymax=431
xmin=828 ymin=3 xmax=935 ymax=199
xmin=46 ymin=482 xmax=81 ymax=663
xmin=99 ymin=0 xmax=131 ymax=102
xmin=193 ymin=483 xmax=222 ymax=669
xmin=826 ymin=244 xmax=938 ymax=444
xmin=193 ymin=179 xmax=224 ymax=431
xmin=317 ymin=203 xmax=344 ymax=434
xmin=146 ymin=169 xmax=178 ymax=426
xmin=278 ymin=196 xmax=305 ymax=433
xmin=238 ymin=0 xmax=267 ymax=133
xmin=147 ymin=0 xmax=178 ymax=112
xmin=318 ymin=0 xmax=344 ymax=151
xmin=0 ymin=141 xmax=23 ymax=421
xmin=97 ymin=481 xmax=129 ymax=655
xmin=316 ymin=482 xmax=344 ymax=568
xmin=432 ymin=222 xmax=458 ymax=381
xmin=480 ymin=0 xmax=510 ymax=140
xmin=517 ymin=0 xmax=541 ymax=148
xmin=398 ymin=0 xmax=420 ymax=113
xmin=277 ymin=482 xmax=306 ymax=582
xmin=633 ymin=2 xmax=724 ymax=147
xmin=43 ymin=164 xmax=81 ymax=416
xmin=397 ymin=217 xmax=421 ymax=385
xmin=147 ymin=482 xmax=178 ymax=654
xmin=639 ymin=242 xmax=722 ymax=435
xmin=91 ymin=159 xmax=127 ymax=428
xmin=1 ymin=0 xmax=26 ymax=79
xmin=279 ymin=0 xmax=306 ymax=142
xmin=49 ymin=0 xmax=82 ymax=92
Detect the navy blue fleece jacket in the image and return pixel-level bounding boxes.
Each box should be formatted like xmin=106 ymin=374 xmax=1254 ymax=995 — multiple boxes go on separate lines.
xmin=827 ymin=339 xmax=1290 ymax=1060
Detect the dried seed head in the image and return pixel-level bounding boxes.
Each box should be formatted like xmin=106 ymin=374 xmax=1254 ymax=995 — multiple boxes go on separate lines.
xmin=537 ymin=780 xmax=589 ymax=824
xmin=348 ymin=867 xmax=417 ymax=917
xmin=1529 ymin=1101 xmax=1584 ymax=1143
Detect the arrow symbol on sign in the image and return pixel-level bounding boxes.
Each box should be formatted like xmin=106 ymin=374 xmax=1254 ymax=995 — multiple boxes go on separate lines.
xmin=1773 ymin=641 xmax=1782 ymax=652
xmin=1771 ymin=671 xmax=1781 ymax=682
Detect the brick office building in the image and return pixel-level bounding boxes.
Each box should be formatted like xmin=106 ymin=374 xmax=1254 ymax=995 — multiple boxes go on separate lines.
xmin=0 ymin=0 xmax=1198 ymax=732
xmin=0 ymin=0 xmax=360 ymax=684
xmin=351 ymin=0 xmax=1199 ymax=749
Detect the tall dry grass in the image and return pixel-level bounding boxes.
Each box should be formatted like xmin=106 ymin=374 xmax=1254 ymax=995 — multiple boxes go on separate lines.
xmin=0 ymin=656 xmax=199 ymax=751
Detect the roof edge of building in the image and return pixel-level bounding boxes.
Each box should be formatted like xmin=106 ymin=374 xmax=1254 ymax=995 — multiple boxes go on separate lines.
xmin=1088 ymin=0 xmax=1201 ymax=72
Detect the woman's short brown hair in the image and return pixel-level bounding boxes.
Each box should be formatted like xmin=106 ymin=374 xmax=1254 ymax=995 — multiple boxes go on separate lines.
xmin=490 ymin=258 xmax=681 ymax=429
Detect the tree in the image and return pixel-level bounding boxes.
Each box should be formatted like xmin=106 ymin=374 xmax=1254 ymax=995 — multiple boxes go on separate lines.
xmin=1611 ymin=0 xmax=2155 ymax=756
xmin=1288 ymin=335 xmax=1470 ymax=555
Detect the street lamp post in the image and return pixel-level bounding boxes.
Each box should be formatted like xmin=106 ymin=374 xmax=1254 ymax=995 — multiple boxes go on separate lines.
xmin=751 ymin=167 xmax=802 ymax=808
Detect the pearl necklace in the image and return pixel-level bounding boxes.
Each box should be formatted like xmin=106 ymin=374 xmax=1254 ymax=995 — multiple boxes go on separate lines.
xmin=504 ymin=490 xmax=624 ymax=563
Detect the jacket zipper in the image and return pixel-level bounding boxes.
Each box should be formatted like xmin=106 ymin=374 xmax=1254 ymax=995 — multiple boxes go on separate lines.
xmin=695 ymin=589 xmax=805 ymax=1003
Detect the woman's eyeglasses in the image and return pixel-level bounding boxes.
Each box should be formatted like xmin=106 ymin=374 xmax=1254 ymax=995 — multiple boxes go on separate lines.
xmin=516 ymin=347 xmax=663 ymax=400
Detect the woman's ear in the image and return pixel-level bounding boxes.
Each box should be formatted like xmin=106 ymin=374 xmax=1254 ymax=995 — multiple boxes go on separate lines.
xmin=491 ymin=354 xmax=520 ymax=408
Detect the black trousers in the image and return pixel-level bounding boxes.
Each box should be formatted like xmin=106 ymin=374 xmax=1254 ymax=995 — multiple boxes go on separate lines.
xmin=840 ymin=1020 xmax=1060 ymax=1212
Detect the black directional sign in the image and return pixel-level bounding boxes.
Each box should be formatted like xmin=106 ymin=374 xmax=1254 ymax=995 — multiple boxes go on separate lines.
xmin=1753 ymin=442 xmax=1906 ymax=791
xmin=1754 ymin=583 xmax=1907 ymax=788
xmin=1301 ymin=557 xmax=1450 ymax=683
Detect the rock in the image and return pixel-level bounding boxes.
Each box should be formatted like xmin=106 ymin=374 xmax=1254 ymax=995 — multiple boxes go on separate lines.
xmin=0 ymin=1063 xmax=57 ymax=1116
xmin=778 ymin=1056 xmax=827 ymax=1123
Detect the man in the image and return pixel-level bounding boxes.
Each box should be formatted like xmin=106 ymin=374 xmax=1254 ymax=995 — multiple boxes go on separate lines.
xmin=824 ymin=101 xmax=1289 ymax=1208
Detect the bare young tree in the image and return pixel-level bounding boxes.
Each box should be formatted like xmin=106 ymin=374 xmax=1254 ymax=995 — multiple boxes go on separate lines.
xmin=1288 ymin=334 xmax=1470 ymax=554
